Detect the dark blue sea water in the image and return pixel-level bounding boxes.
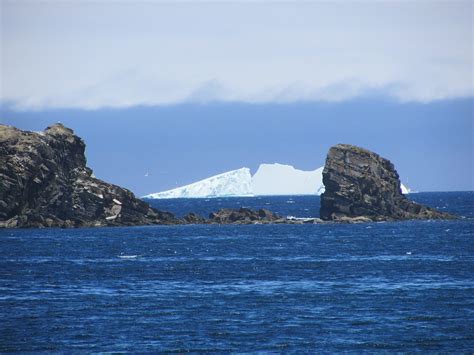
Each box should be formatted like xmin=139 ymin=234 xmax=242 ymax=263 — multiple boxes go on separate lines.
xmin=1 ymin=192 xmax=473 ymax=352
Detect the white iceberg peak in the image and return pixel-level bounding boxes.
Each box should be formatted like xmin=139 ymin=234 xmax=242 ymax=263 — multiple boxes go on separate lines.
xmin=143 ymin=167 xmax=252 ymax=199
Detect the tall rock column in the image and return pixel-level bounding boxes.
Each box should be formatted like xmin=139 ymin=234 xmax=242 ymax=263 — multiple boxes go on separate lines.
xmin=320 ymin=144 xmax=455 ymax=221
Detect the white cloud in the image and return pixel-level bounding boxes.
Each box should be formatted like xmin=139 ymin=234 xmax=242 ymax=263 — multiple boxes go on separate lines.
xmin=1 ymin=0 xmax=472 ymax=110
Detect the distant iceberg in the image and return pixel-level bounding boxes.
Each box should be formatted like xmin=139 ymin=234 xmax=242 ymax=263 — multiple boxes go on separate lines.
xmin=144 ymin=163 xmax=324 ymax=199
xmin=252 ymin=163 xmax=325 ymax=196
xmin=143 ymin=168 xmax=253 ymax=199
xmin=144 ymin=163 xmax=411 ymax=199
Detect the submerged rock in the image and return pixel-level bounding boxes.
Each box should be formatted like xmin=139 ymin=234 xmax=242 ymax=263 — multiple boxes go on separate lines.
xmin=320 ymin=144 xmax=456 ymax=222
xmin=0 ymin=124 xmax=181 ymax=228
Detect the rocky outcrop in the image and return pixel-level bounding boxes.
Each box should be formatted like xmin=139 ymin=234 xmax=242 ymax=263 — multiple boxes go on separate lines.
xmin=209 ymin=208 xmax=281 ymax=224
xmin=0 ymin=124 xmax=182 ymax=228
xmin=320 ymin=144 xmax=456 ymax=222
xmin=184 ymin=209 xmax=324 ymax=225
xmin=183 ymin=212 xmax=208 ymax=224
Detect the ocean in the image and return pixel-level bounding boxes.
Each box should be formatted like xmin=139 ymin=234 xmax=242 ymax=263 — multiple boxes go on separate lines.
xmin=1 ymin=192 xmax=473 ymax=352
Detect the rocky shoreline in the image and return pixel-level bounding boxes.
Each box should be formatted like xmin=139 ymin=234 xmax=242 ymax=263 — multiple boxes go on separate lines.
xmin=0 ymin=124 xmax=455 ymax=228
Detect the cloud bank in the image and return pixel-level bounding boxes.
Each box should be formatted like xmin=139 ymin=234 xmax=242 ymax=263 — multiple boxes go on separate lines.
xmin=1 ymin=1 xmax=472 ymax=110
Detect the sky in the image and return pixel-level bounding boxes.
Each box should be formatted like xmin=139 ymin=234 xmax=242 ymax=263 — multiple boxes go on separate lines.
xmin=1 ymin=0 xmax=473 ymax=195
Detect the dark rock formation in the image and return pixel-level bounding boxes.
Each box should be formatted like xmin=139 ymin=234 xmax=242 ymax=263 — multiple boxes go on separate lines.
xmin=182 ymin=208 xmax=323 ymax=225
xmin=0 ymin=124 xmax=181 ymax=228
xmin=320 ymin=144 xmax=456 ymax=222
xmin=183 ymin=212 xmax=208 ymax=224
xmin=209 ymin=208 xmax=281 ymax=224
xmin=185 ymin=209 xmax=323 ymax=225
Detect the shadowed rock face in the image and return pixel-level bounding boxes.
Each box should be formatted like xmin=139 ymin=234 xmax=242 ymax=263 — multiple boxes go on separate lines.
xmin=0 ymin=124 xmax=180 ymax=228
xmin=320 ymin=144 xmax=456 ymax=222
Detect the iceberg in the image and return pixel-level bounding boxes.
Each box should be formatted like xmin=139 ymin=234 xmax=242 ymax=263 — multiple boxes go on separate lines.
xmin=143 ymin=168 xmax=253 ymax=199
xmin=144 ymin=163 xmax=410 ymax=199
xmin=252 ymin=163 xmax=325 ymax=195
xmin=144 ymin=163 xmax=325 ymax=199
